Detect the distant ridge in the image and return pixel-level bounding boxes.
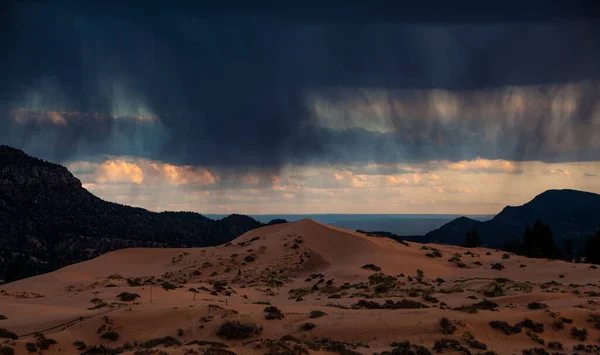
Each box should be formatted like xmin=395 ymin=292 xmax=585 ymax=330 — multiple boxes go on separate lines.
xmin=0 ymin=145 xmax=285 ymax=283
xmin=424 ymin=189 xmax=600 ymax=247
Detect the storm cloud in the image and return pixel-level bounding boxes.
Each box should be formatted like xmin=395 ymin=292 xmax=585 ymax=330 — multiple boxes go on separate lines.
xmin=1 ymin=2 xmax=599 ymax=172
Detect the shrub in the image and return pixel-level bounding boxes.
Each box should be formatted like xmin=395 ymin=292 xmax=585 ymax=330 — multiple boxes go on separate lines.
xmin=484 ymin=283 xmax=505 ymax=297
xmin=416 ymin=269 xmax=424 ymax=282
xmin=586 ymin=312 xmax=600 ymax=329
xmin=547 ymin=341 xmax=563 ymax=350
xmin=522 ymin=348 xmax=549 ymax=355
xmin=385 ymin=341 xmax=432 ymax=355
xmin=525 ymin=330 xmax=545 ymax=345
xmin=0 ymin=347 xmax=14 ymax=355
xmin=502 ymin=253 xmax=510 ymax=259
xmin=0 ymin=315 xmax=6 ymax=320
xmin=361 ymin=264 xmax=382 ymax=271
xmin=570 ymin=327 xmax=588 ymax=341
xmin=177 ymin=328 xmax=184 ymax=337
xmin=264 ymin=306 xmax=284 ymax=320
xmin=552 ymin=319 xmax=565 ymax=330
xmin=353 ymin=299 xmax=429 ymax=309
xmin=422 ymin=294 xmax=439 ymax=303
xmin=73 ymin=341 xmax=86 ymax=351
xmin=244 ymin=255 xmax=256 ymax=262
xmin=309 ymin=310 xmax=327 ymax=318
xmin=216 ymin=321 xmax=262 ymax=339
xmin=140 ymin=336 xmax=182 ymax=348
xmin=117 ymin=292 xmax=140 ymax=302
xmin=0 ymin=329 xmax=17 ymax=339
xmin=433 ymin=339 xmax=470 ymax=353
xmin=161 ymin=281 xmax=177 ymax=290
xmin=462 ymin=332 xmax=487 ymax=350
xmin=368 ymin=273 xmax=396 ymax=284
xmin=527 ymin=302 xmax=548 ymax=310
xmin=489 ymin=321 xmax=521 ymax=335
xmin=35 ymin=334 xmax=57 ymax=350
xmin=25 ymin=343 xmax=37 ymax=353
xmin=439 ymin=317 xmax=457 ymax=334
xmin=491 ymin=263 xmax=505 ymax=270
xmin=454 ymin=299 xmax=498 ymax=313
xmin=519 ymin=319 xmax=544 ymax=333
xmin=101 ymin=331 xmax=120 ymax=341
xmin=299 ymin=322 xmax=315 ymax=331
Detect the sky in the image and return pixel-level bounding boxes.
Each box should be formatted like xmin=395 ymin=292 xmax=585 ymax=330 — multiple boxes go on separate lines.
xmin=1 ymin=2 xmax=600 ymax=214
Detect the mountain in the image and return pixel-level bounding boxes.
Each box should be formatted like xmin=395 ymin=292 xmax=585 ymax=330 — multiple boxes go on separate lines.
xmin=0 ymin=145 xmax=283 ymax=283
xmin=424 ymin=189 xmax=600 ymax=247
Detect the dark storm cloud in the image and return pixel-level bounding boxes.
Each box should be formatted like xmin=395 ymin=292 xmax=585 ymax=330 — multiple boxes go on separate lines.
xmin=1 ymin=2 xmax=599 ymax=170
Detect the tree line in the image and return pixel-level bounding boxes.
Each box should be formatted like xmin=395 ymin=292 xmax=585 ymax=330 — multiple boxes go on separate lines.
xmin=463 ymin=220 xmax=600 ymax=264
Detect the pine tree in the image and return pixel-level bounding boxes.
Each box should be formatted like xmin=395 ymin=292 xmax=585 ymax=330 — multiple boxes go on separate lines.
xmin=586 ymin=229 xmax=600 ymax=264
xmin=464 ymin=228 xmax=481 ymax=248
xmin=522 ymin=220 xmax=560 ymax=259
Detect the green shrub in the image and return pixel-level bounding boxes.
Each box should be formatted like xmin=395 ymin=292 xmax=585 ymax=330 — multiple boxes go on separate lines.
xmin=264 ymin=306 xmax=284 ymax=320
xmin=519 ymin=319 xmax=544 ymax=333
xmin=432 ymin=339 xmax=469 ymax=353
xmin=353 ymin=299 xmax=429 ymax=309
xmin=522 ymin=348 xmax=549 ymax=355
xmin=547 ymin=341 xmax=563 ymax=350
xmin=462 ymin=332 xmax=487 ymax=350
xmin=570 ymin=327 xmax=588 ymax=341
xmin=299 ymin=322 xmax=315 ymax=331
xmin=161 ymin=281 xmax=177 ymax=290
xmin=216 ymin=321 xmax=262 ymax=339
xmin=422 ymin=294 xmax=439 ymax=303
xmin=527 ymin=302 xmax=548 ymax=310
xmin=101 ymin=331 xmax=120 ymax=341
xmin=439 ymin=317 xmax=457 ymax=334
xmin=361 ymin=264 xmax=381 ymax=271
xmin=35 ymin=334 xmax=57 ymax=350
xmin=309 ymin=310 xmax=327 ymax=318
xmin=117 ymin=292 xmax=140 ymax=302
xmin=140 ymin=336 xmax=182 ymax=348
xmin=489 ymin=321 xmax=521 ymax=335
xmin=483 ymin=283 xmax=504 ymax=297
xmin=73 ymin=340 xmax=87 ymax=351
xmin=0 ymin=329 xmax=17 ymax=340
xmin=25 ymin=343 xmax=37 ymax=353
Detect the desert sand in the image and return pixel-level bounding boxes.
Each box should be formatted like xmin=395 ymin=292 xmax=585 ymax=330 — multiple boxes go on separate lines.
xmin=1 ymin=219 xmax=600 ymax=354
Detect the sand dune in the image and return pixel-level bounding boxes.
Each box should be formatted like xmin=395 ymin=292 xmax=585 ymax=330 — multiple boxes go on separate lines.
xmin=2 ymin=219 xmax=600 ymax=354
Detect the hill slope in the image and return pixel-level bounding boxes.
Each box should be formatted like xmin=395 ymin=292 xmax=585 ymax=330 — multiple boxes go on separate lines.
xmin=0 ymin=145 xmax=278 ymax=283
xmin=3 ymin=219 xmax=600 ymax=355
xmin=424 ymin=189 xmax=600 ymax=246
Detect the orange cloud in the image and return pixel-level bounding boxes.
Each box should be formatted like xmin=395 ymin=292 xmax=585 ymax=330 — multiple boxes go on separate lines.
xmin=147 ymin=162 xmax=217 ymax=185
xmin=95 ymin=160 xmax=144 ymax=184
xmin=444 ymin=158 xmax=522 ymax=174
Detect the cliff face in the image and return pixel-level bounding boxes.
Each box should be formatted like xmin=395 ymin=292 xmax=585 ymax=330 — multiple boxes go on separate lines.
xmin=0 ymin=145 xmax=266 ymax=283
xmin=0 ymin=145 xmax=82 ymax=190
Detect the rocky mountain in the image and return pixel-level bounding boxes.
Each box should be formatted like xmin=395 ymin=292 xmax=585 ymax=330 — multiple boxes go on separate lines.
xmin=424 ymin=189 xmax=600 ymax=247
xmin=0 ymin=145 xmax=283 ymax=283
